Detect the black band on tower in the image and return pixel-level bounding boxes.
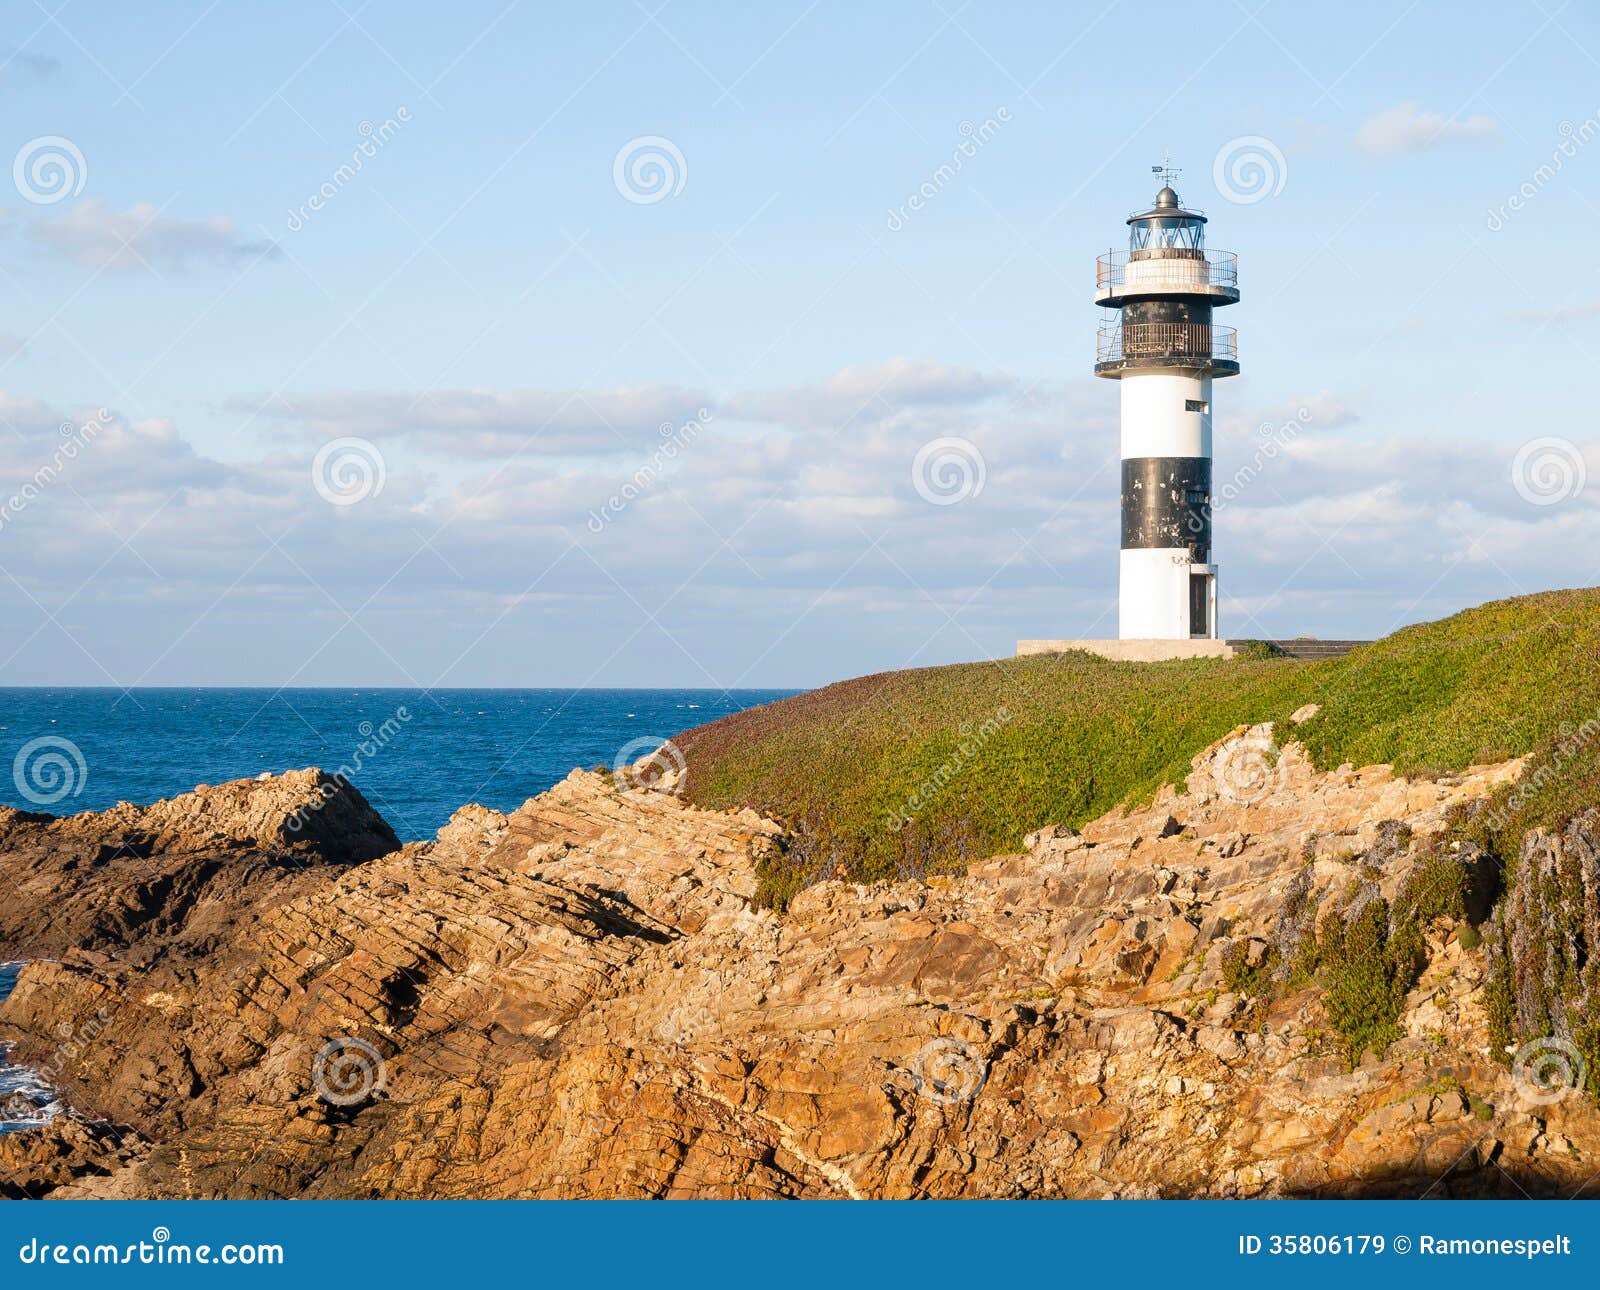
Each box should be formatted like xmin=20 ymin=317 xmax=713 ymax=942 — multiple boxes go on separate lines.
xmin=1120 ymin=299 xmax=1213 ymax=326
xmin=1120 ymin=457 xmax=1211 ymax=560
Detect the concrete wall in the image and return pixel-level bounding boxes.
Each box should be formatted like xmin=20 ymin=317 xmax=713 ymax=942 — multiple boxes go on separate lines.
xmin=1016 ymin=638 xmax=1236 ymax=662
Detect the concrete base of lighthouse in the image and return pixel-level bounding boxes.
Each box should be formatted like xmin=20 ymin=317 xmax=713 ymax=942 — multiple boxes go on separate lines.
xmin=1013 ymin=638 xmax=1374 ymax=662
xmin=1016 ymin=638 xmax=1235 ymax=662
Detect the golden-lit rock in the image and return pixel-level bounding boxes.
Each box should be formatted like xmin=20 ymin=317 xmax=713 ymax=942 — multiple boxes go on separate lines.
xmin=2 ymin=743 xmax=1592 ymax=1200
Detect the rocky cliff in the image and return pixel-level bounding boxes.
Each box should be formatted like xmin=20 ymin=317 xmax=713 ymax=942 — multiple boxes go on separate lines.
xmin=2 ymin=737 xmax=1598 ymax=1200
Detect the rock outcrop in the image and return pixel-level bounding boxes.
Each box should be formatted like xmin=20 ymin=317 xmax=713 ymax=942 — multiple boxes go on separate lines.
xmin=0 ymin=768 xmax=398 ymax=960
xmin=3 ymin=738 xmax=1598 ymax=1199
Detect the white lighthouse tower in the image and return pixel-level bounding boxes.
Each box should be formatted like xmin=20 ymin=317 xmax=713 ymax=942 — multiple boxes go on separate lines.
xmin=1095 ymin=168 xmax=1238 ymax=640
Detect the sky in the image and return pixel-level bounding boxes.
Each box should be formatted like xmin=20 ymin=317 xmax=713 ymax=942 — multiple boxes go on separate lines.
xmin=0 ymin=0 xmax=1597 ymax=688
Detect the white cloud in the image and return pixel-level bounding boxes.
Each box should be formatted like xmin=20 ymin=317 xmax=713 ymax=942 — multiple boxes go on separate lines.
xmin=727 ymin=358 xmax=1017 ymax=430
xmin=240 ymin=384 xmax=713 ymax=458
xmin=0 ymin=370 xmax=1591 ymax=685
xmin=32 ymin=199 xmax=279 ymax=272
xmin=1356 ymin=103 xmax=1499 ymax=155
xmin=1509 ymin=296 xmax=1600 ymax=324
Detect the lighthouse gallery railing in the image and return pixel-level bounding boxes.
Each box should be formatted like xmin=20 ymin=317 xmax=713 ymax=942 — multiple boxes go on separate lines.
xmin=1096 ymin=322 xmax=1237 ymax=366
xmin=1095 ymin=249 xmax=1238 ymax=293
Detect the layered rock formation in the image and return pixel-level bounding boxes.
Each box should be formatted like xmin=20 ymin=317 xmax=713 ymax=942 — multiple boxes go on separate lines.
xmin=0 ymin=768 xmax=398 ymax=959
xmin=2 ymin=736 xmax=1598 ymax=1199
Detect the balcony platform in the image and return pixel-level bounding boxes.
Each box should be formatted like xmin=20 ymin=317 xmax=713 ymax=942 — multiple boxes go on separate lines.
xmin=1094 ymin=320 xmax=1238 ymax=379
xmin=1095 ymin=248 xmax=1239 ymax=307
xmin=1094 ymin=281 xmax=1239 ymax=307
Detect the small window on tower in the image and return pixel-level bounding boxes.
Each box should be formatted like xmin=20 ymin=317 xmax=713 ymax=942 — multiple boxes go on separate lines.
xmin=1185 ymin=399 xmax=1209 ymax=413
xmin=1185 ymin=489 xmax=1208 ymax=506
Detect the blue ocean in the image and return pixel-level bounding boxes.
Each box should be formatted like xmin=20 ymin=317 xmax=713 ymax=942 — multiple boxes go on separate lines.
xmin=0 ymin=688 xmax=796 ymax=843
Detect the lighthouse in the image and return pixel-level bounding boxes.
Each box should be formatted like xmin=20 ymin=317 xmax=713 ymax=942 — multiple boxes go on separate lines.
xmin=1094 ymin=171 xmax=1238 ymax=641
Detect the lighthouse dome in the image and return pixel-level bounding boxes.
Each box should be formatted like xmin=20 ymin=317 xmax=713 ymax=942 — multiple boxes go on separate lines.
xmin=1127 ymin=190 xmax=1206 ymax=228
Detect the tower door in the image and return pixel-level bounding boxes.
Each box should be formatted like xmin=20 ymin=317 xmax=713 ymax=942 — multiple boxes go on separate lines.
xmin=1189 ymin=573 xmax=1210 ymax=638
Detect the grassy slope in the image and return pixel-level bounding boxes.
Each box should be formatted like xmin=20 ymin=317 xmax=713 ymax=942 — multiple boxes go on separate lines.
xmin=676 ymin=589 xmax=1600 ymax=906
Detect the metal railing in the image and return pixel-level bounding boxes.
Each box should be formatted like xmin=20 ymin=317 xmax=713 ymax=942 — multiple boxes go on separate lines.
xmin=1095 ymin=249 xmax=1238 ymax=293
xmin=1096 ymin=322 xmax=1237 ymax=366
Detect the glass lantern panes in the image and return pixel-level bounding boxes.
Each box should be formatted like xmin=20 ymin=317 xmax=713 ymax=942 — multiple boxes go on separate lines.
xmin=1129 ymin=217 xmax=1204 ymax=252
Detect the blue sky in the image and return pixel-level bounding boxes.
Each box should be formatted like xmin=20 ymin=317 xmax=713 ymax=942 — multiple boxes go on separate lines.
xmin=0 ymin=0 xmax=1597 ymax=687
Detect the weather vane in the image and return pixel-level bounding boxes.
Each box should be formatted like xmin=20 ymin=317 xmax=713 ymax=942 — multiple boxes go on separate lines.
xmin=1151 ymin=150 xmax=1181 ymax=191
